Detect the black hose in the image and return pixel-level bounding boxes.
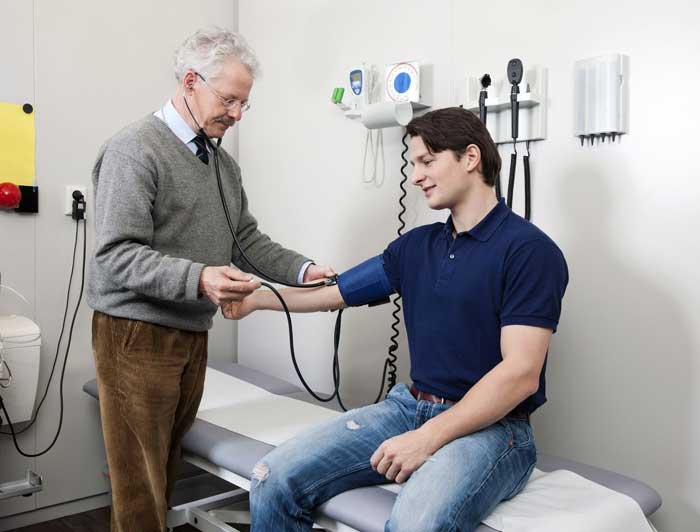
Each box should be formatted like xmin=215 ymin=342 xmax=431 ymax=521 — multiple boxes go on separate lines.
xmin=0 ymin=220 xmax=86 ymax=456
xmin=507 ymin=150 xmax=517 ymax=209
xmin=524 ymin=153 xmax=531 ymax=221
xmin=212 ymin=148 xmax=367 ymax=411
xmin=211 ymin=145 xmax=328 ymax=290
xmin=0 ymin=222 xmax=79 ymax=437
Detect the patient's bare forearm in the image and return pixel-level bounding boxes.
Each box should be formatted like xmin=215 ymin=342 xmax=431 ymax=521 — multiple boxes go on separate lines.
xmin=254 ymin=285 xmax=346 ymax=313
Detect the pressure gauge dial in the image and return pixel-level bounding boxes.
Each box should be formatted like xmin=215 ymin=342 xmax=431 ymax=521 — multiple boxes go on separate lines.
xmin=385 ymin=62 xmax=420 ymax=103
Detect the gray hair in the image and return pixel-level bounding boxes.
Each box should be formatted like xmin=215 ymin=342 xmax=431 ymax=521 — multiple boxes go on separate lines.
xmin=174 ymin=26 xmax=260 ymax=82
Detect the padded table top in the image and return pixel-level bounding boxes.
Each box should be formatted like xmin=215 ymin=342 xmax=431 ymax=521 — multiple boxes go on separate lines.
xmin=83 ymin=361 xmax=661 ymax=532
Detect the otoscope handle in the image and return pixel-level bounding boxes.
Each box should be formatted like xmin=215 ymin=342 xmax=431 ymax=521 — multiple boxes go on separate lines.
xmin=479 ymin=91 xmax=487 ymax=124
xmin=507 ymin=153 xmax=517 ymax=209
xmin=524 ymin=154 xmax=531 ymax=221
xmin=510 ymin=87 xmax=520 ymax=140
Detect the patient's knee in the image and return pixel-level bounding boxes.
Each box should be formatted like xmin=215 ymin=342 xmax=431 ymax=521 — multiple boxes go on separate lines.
xmin=250 ymin=459 xmax=288 ymax=494
xmin=250 ymin=459 xmax=294 ymax=508
xmin=252 ymin=461 xmax=270 ymax=483
xmin=249 ymin=449 xmax=308 ymax=502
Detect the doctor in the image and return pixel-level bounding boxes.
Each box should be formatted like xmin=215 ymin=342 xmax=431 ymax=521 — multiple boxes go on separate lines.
xmin=87 ymin=26 xmax=333 ymax=532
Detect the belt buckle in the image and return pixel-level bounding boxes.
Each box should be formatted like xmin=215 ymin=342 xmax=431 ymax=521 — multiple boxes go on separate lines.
xmin=412 ymin=386 xmax=447 ymax=405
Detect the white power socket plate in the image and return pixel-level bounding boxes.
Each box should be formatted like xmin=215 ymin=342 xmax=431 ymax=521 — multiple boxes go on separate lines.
xmin=64 ymin=185 xmax=87 ymax=217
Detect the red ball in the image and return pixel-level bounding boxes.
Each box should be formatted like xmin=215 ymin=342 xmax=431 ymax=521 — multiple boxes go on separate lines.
xmin=0 ymin=182 xmax=22 ymax=209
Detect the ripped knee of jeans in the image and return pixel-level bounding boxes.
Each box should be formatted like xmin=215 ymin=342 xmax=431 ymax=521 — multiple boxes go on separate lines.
xmin=252 ymin=461 xmax=270 ymax=483
xmin=346 ymin=420 xmax=361 ymax=430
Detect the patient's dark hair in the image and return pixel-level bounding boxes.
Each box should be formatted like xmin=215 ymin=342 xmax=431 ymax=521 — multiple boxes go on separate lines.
xmin=406 ymin=107 xmax=501 ymax=187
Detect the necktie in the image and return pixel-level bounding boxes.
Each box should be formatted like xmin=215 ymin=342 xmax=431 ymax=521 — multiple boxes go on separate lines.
xmin=193 ymin=134 xmax=209 ymax=165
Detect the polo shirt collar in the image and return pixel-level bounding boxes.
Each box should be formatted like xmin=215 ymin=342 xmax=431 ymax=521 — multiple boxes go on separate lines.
xmin=443 ymin=199 xmax=511 ymax=242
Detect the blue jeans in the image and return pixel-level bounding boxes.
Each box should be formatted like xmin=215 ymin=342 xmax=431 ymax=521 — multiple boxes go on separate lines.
xmin=250 ymin=383 xmax=536 ymax=532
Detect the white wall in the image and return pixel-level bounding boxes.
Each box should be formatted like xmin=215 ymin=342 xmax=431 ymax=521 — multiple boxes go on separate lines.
xmin=237 ymin=1 xmax=700 ymax=531
xmin=0 ymin=0 xmax=239 ymax=525
xmin=0 ymin=1 xmax=40 ymax=519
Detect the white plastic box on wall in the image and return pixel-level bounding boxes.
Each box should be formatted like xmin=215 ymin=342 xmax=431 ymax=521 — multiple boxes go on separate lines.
xmin=0 ymin=315 xmax=41 ymax=425
xmin=574 ymin=54 xmax=630 ymax=142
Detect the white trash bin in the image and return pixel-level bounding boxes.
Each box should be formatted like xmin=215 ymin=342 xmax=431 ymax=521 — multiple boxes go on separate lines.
xmin=0 ymin=315 xmax=41 ymax=425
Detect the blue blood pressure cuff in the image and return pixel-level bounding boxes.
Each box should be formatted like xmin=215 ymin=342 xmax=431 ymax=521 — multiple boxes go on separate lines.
xmin=337 ymin=255 xmax=394 ymax=307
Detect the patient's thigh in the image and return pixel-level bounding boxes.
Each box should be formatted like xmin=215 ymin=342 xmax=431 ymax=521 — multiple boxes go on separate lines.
xmin=387 ymin=418 xmax=536 ymax=532
xmin=256 ymin=384 xmax=416 ymax=503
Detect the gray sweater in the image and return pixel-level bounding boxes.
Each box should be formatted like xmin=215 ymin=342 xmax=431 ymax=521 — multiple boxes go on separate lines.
xmin=87 ymin=115 xmax=309 ymax=331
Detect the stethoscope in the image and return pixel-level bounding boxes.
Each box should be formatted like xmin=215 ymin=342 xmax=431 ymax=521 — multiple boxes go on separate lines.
xmin=180 ymin=89 xmax=377 ymax=411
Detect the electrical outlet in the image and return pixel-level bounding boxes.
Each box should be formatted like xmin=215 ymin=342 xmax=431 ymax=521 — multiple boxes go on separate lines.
xmin=64 ymin=186 xmax=87 ymax=217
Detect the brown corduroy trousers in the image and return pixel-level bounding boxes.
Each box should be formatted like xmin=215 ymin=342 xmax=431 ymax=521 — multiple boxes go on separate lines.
xmin=92 ymin=311 xmax=208 ymax=532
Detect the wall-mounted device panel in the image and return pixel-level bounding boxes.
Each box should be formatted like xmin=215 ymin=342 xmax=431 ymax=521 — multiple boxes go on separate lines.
xmin=332 ymin=61 xmax=431 ymax=129
xmin=346 ymin=65 xmax=369 ymax=118
xmin=463 ymin=66 xmax=548 ymax=145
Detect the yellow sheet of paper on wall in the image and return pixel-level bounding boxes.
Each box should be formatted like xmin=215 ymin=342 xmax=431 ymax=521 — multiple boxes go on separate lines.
xmin=0 ymin=101 xmax=36 ymax=186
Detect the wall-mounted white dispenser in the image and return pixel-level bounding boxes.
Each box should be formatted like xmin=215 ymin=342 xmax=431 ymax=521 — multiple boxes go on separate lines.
xmin=0 ymin=314 xmax=41 ymax=425
xmin=574 ymin=54 xmax=630 ymax=145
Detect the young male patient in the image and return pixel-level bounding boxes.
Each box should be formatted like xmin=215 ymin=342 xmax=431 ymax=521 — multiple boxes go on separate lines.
xmin=223 ymin=107 xmax=568 ymax=532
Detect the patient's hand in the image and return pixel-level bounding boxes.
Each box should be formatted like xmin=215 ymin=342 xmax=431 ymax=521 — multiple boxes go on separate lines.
xmin=221 ymin=297 xmax=255 ymax=320
xmin=370 ymin=430 xmax=439 ymax=484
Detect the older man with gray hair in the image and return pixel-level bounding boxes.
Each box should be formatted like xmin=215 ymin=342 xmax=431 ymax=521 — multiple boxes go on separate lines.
xmin=87 ymin=26 xmax=333 ymax=532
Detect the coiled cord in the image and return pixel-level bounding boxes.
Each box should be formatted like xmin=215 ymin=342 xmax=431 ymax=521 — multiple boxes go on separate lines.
xmin=380 ymin=132 xmax=410 ymax=398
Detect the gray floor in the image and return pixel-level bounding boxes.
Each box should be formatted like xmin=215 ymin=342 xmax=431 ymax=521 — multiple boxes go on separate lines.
xmin=6 ymin=506 xmax=253 ymax=532
xmin=6 ymin=470 xmax=253 ymax=532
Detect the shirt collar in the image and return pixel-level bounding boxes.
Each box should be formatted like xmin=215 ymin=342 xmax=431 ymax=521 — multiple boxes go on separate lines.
xmin=156 ymin=99 xmax=200 ymax=147
xmin=442 ymin=198 xmax=511 ymax=242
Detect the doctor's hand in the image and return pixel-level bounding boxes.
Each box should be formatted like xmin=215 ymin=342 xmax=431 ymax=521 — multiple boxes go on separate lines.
xmin=370 ymin=430 xmax=439 ymax=484
xmin=199 ymin=266 xmax=261 ymax=305
xmin=303 ymin=264 xmax=336 ymax=284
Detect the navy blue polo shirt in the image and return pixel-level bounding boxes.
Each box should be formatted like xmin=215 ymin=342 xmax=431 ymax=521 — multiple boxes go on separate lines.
xmin=382 ymin=199 xmax=568 ymax=413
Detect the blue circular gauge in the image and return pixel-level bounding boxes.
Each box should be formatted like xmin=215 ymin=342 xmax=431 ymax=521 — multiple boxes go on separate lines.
xmin=394 ymin=72 xmax=411 ymax=94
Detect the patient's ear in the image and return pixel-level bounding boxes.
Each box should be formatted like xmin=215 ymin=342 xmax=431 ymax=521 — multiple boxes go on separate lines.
xmin=462 ymin=144 xmax=481 ymax=173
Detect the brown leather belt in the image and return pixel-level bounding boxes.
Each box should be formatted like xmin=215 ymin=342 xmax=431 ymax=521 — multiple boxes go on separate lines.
xmin=409 ymin=384 xmax=455 ymax=405
xmin=409 ymin=384 xmax=530 ymax=421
